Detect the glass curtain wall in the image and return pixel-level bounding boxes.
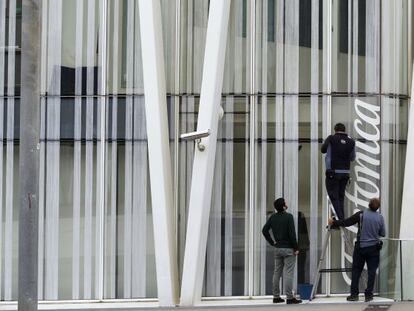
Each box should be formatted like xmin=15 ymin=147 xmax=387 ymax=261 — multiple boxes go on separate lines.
xmin=253 ymin=0 xmax=324 ymax=296
xmin=0 ymin=0 xmax=411 ymax=302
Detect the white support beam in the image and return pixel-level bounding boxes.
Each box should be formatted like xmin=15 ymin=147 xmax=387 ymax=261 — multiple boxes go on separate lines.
xmin=180 ymin=0 xmax=231 ymax=306
xmin=400 ymin=63 xmax=414 ymax=299
xmin=138 ymin=1 xmax=179 ymax=306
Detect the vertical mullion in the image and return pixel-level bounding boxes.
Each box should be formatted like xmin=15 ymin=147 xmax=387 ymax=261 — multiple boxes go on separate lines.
xmin=108 ymin=0 xmax=120 ymax=299
xmin=259 ymin=0 xmax=268 ymax=295
xmin=248 ymin=0 xmax=256 ymax=298
xmin=366 ymin=0 xmax=380 ymax=93
xmin=284 ymin=0 xmax=299 ymax=292
xmin=132 ymin=1 xmax=147 ymax=297
xmin=275 ymin=0 xmax=284 ymax=199
xmin=95 ymin=104 xmax=103 ymax=300
xmin=38 ymin=0 xmax=49 ymax=300
xmin=38 ymin=99 xmax=46 ymax=300
xmin=45 ymin=0 xmax=62 ymax=299
xmin=132 ymin=97 xmax=147 ymax=297
xmin=4 ymin=0 xmax=16 ymax=300
xmin=72 ymin=0 xmax=84 ymax=300
xmin=206 ymin=122 xmax=222 ymax=296
xmin=84 ymin=0 xmax=96 ymax=299
xmin=310 ymin=0 xmax=320 ymax=288
xmin=96 ymin=0 xmax=108 ymax=300
xmin=174 ymin=0 xmax=181 ymax=265
xmin=234 ymin=1 xmax=243 ymax=93
xmin=186 ymin=1 xmax=193 ymax=92
xmin=224 ymin=96 xmax=234 ymax=296
xmin=123 ymin=0 xmax=135 ymax=298
xmin=322 ymin=0 xmax=333 ymax=295
xmin=109 ymin=95 xmax=117 ymax=298
xmin=0 ymin=0 xmax=6 ymax=300
xmin=352 ymin=0 xmax=358 ymax=92
xmin=347 ymin=0 xmax=352 ymax=93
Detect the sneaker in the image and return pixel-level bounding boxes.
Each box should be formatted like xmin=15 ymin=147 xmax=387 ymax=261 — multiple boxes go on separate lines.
xmin=365 ymin=295 xmax=373 ymax=302
xmin=273 ymin=297 xmax=285 ymax=303
xmin=346 ymin=295 xmax=359 ymax=301
xmin=286 ymin=298 xmax=302 ymax=304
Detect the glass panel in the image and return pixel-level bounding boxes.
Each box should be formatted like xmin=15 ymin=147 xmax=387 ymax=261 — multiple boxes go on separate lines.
xmin=202 ymin=96 xmax=249 ymax=296
xmin=44 ymin=0 xmax=104 ymax=97
xmin=36 ymin=97 xmax=102 ymax=300
xmin=223 ymin=0 xmax=250 ymax=95
xmin=381 ymin=0 xmax=410 ymax=96
xmin=332 ymin=0 xmax=382 ymax=94
xmin=254 ymin=96 xmax=324 ymax=295
xmin=179 ymin=1 xmax=208 ymax=94
xmin=256 ymin=0 xmax=323 ymax=94
xmin=2 ymin=0 xmax=22 ymax=95
xmin=378 ymin=239 xmax=402 ymax=301
xmin=0 ymin=0 xmax=411 ymax=303
xmin=104 ymin=96 xmax=159 ymax=299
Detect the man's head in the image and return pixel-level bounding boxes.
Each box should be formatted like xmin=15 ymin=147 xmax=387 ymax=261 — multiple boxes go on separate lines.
xmin=368 ymin=198 xmax=381 ymax=211
xmin=273 ymin=197 xmax=287 ymax=212
xmin=334 ymin=123 xmax=346 ymax=133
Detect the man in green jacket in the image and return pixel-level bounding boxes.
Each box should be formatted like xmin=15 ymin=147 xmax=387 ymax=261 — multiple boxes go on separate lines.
xmin=262 ymin=197 xmax=302 ymax=304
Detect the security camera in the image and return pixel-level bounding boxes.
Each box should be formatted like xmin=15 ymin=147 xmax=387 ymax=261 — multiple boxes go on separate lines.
xmin=180 ymin=129 xmax=210 ymax=151
xmin=180 ymin=129 xmax=210 ymax=141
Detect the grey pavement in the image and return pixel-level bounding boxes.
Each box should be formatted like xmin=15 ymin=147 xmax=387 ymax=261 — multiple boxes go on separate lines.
xmin=1 ymin=300 xmax=414 ymax=311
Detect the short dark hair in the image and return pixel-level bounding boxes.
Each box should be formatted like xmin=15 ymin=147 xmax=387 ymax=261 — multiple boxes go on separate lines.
xmin=334 ymin=123 xmax=346 ymax=132
xmin=273 ymin=198 xmax=285 ymax=212
xmin=368 ymin=198 xmax=381 ymax=211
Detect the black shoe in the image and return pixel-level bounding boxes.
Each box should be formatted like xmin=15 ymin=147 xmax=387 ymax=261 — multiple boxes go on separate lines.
xmin=346 ymin=295 xmax=359 ymax=301
xmin=286 ymin=298 xmax=302 ymax=304
xmin=273 ymin=297 xmax=285 ymax=303
xmin=365 ymin=295 xmax=373 ymax=302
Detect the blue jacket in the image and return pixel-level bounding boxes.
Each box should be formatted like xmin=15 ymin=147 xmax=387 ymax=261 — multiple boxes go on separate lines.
xmin=321 ymin=132 xmax=356 ymax=173
xmin=333 ymin=209 xmax=386 ymax=248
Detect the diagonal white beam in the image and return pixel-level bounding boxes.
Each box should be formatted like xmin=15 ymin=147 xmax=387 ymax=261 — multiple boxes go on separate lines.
xmin=138 ymin=0 xmax=179 ymax=306
xmin=180 ymin=0 xmax=231 ymax=306
xmin=400 ymin=62 xmax=414 ymax=299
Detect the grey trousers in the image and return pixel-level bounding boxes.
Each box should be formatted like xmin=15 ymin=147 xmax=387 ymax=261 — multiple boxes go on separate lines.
xmin=273 ymin=248 xmax=296 ymax=299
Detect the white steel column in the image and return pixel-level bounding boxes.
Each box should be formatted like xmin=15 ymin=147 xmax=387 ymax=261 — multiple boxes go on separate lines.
xmin=138 ymin=0 xmax=179 ymax=306
xmin=399 ymin=63 xmax=414 ymax=299
xmin=180 ymin=0 xmax=231 ymax=306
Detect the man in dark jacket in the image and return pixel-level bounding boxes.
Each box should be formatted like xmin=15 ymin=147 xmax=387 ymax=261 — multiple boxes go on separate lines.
xmin=328 ymin=198 xmax=386 ymax=302
xmin=321 ymin=123 xmax=356 ymax=219
xmin=262 ymin=198 xmax=302 ymax=304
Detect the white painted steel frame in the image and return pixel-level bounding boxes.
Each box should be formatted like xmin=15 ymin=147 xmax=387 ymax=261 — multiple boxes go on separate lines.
xmin=138 ymin=0 xmax=179 ymax=307
xmin=180 ymin=0 xmax=231 ymax=306
xmin=399 ymin=62 xmax=414 ymax=298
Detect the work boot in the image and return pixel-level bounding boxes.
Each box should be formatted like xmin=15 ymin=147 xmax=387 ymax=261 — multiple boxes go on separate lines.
xmin=365 ymin=295 xmax=373 ymax=302
xmin=346 ymin=295 xmax=359 ymax=301
xmin=273 ymin=297 xmax=285 ymax=303
xmin=286 ymin=298 xmax=302 ymax=304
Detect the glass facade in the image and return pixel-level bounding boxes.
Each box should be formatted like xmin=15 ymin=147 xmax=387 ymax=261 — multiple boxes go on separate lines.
xmin=0 ymin=0 xmax=411 ymax=302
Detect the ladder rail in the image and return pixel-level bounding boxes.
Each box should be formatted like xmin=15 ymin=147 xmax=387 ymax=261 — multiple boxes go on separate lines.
xmin=309 ymin=198 xmax=357 ymax=301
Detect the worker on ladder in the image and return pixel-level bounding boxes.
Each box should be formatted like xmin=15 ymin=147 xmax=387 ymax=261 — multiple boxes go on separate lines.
xmin=328 ymin=198 xmax=386 ymax=302
xmin=321 ymin=123 xmax=356 ymax=221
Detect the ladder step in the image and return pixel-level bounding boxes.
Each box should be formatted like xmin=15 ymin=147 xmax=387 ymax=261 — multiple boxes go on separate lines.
xmin=319 ymin=268 xmax=353 ymax=273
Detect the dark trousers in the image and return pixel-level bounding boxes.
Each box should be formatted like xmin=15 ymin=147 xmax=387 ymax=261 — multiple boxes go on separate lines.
xmin=351 ymin=245 xmax=380 ymax=297
xmin=325 ymin=173 xmax=349 ymax=219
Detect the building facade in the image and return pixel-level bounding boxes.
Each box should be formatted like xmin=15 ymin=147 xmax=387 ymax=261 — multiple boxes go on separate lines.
xmin=0 ymin=0 xmax=412 ymax=304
